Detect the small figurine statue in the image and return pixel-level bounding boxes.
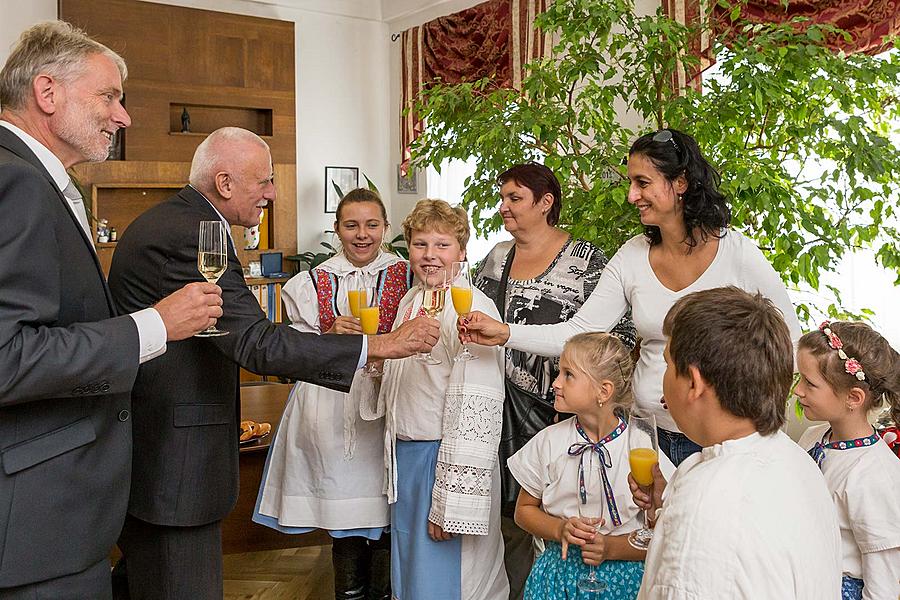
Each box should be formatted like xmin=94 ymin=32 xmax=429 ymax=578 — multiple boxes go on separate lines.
xmin=181 ymin=107 xmax=191 ymax=133
xmin=97 ymin=218 xmax=110 ymax=243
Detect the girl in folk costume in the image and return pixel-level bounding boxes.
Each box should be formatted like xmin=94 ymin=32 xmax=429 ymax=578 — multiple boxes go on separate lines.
xmin=795 ymin=321 xmax=900 ymax=600
xmin=254 ymin=188 xmax=412 ymax=600
xmin=508 ymin=333 xmax=675 ymax=600
xmin=363 ymin=199 xmax=509 ymax=600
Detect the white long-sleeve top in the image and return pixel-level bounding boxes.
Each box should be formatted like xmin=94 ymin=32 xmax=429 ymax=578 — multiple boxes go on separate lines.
xmin=507 ymin=230 xmax=802 ymax=431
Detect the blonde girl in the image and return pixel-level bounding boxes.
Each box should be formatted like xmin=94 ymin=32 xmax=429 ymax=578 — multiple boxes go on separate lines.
xmin=508 ymin=333 xmax=674 ymax=600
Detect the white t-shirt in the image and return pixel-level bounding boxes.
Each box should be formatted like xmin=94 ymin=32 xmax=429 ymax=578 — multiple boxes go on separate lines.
xmin=639 ymin=431 xmax=841 ymax=600
xmin=506 ymin=230 xmax=802 ymax=431
xmin=798 ymin=423 xmax=900 ymax=600
xmin=508 ymin=416 xmax=675 ymax=536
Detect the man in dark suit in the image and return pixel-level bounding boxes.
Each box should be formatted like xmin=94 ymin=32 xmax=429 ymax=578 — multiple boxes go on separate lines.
xmin=0 ymin=22 xmax=223 ymax=599
xmin=108 ymin=126 xmax=439 ymax=599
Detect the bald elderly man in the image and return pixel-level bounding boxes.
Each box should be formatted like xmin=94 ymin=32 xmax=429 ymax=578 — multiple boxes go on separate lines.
xmin=108 ymin=127 xmax=439 ymax=599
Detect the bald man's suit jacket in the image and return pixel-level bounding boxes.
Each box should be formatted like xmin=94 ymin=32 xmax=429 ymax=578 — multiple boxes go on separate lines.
xmin=108 ymin=186 xmax=361 ymax=526
xmin=0 ymin=127 xmax=139 ymax=588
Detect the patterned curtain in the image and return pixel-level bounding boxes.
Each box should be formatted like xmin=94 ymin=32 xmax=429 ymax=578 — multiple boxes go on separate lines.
xmin=400 ymin=0 xmax=550 ymax=174
xmin=664 ymin=0 xmax=899 ymax=90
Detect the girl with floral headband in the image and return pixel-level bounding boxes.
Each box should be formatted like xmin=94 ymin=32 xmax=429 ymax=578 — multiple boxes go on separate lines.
xmin=794 ymin=321 xmax=900 ymax=600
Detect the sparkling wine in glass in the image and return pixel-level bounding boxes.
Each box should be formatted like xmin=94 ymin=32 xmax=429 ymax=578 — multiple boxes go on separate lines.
xmin=576 ymin=448 xmax=608 ymax=597
xmin=359 ymin=287 xmax=381 ymax=377
xmin=415 ymin=269 xmax=446 ymax=365
xmin=195 ymin=220 xmax=228 ymax=337
xmin=450 ymin=261 xmax=477 ymax=362
xmin=627 ymin=414 xmax=659 ymax=550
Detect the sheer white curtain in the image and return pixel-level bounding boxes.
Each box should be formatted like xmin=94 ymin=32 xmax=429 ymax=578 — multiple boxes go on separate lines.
xmin=426 ymin=158 xmax=509 ymax=264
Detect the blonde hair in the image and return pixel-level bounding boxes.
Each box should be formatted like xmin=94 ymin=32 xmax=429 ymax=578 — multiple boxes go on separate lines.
xmin=401 ymin=198 xmax=470 ymax=249
xmin=1 ymin=21 xmax=127 ymax=111
xmin=562 ymin=332 xmax=634 ymax=418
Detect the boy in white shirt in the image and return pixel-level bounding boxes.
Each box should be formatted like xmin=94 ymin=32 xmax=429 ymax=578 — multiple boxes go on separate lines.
xmin=635 ymin=286 xmax=841 ymax=600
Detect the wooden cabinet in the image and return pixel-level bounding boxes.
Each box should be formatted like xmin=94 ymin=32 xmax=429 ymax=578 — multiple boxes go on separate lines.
xmin=61 ymin=0 xmax=299 ymax=275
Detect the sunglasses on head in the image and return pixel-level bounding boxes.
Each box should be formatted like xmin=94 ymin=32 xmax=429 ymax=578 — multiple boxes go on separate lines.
xmin=652 ymin=129 xmax=679 ymax=153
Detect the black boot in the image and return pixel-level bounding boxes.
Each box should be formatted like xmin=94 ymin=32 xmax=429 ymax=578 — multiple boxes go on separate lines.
xmin=366 ymin=533 xmax=392 ymax=600
xmin=332 ymin=536 xmax=371 ymax=600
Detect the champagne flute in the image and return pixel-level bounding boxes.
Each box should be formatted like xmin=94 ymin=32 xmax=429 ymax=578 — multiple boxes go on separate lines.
xmin=195 ymin=220 xmax=229 ymax=337
xmin=450 ymin=261 xmax=477 ymax=362
xmin=576 ymin=450 xmax=608 ymax=597
xmin=358 ymin=286 xmax=381 ymax=377
xmin=346 ymin=271 xmax=366 ymax=320
xmin=627 ymin=414 xmax=659 ymax=550
xmin=415 ymin=268 xmax=446 ymax=365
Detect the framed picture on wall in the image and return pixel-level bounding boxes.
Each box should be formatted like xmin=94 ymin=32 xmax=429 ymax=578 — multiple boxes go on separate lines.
xmin=397 ymin=164 xmax=418 ymax=194
xmin=325 ymin=166 xmax=359 ymax=213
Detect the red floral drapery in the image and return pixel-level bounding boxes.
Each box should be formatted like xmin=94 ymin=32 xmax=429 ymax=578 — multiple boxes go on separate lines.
xmin=665 ymin=0 xmax=899 ymax=89
xmin=400 ymin=0 xmax=550 ymax=173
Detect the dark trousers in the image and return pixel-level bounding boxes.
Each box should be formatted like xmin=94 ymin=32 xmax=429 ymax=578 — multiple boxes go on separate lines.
xmin=118 ymin=514 xmax=222 ymax=600
xmin=501 ymin=515 xmax=534 ymax=600
xmin=0 ymin=557 xmax=111 ymax=600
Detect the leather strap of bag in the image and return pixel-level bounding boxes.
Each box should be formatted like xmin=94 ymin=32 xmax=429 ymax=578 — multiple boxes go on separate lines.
xmin=494 ymin=245 xmax=516 ymax=318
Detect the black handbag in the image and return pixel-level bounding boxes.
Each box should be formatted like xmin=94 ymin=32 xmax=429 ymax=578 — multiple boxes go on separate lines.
xmin=492 ymin=246 xmax=559 ymax=515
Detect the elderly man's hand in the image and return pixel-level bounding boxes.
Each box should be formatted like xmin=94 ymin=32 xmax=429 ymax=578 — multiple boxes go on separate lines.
xmin=367 ymin=316 xmax=440 ymax=360
xmin=155 ymin=282 xmax=223 ymax=340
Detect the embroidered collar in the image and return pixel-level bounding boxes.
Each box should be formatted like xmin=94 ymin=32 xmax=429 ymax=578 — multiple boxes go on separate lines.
xmin=568 ymin=417 xmax=627 ymax=527
xmin=807 ymin=427 xmax=880 ymax=468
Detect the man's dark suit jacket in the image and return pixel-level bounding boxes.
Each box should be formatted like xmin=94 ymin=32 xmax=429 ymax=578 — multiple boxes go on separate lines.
xmin=108 ymin=186 xmax=361 ymax=527
xmin=0 ymin=127 xmax=140 ymax=587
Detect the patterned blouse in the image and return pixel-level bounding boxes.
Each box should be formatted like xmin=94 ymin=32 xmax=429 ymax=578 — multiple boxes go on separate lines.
xmin=474 ymin=237 xmax=636 ymax=398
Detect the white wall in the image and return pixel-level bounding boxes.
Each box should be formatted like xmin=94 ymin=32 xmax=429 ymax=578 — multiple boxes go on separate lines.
xmin=0 ymin=0 xmax=392 ymax=254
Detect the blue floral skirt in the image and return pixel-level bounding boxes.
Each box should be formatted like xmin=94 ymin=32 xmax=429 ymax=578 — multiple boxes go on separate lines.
xmin=524 ymin=541 xmax=643 ymax=600
xmin=841 ymin=575 xmax=864 ymax=600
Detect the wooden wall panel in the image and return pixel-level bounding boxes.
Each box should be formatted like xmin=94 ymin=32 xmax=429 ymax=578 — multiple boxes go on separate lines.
xmin=60 ymin=0 xmax=296 ymax=163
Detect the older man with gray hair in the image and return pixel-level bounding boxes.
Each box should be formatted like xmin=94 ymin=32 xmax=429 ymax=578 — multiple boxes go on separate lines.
xmin=107 ymin=126 xmax=439 ymax=599
xmin=0 ymin=21 xmax=222 ymax=599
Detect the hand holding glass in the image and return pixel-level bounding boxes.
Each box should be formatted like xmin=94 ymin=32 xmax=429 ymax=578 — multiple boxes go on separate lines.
xmin=195 ymin=220 xmax=229 ymax=337
xmin=450 ymin=261 xmax=476 ymax=362
xmin=627 ymin=415 xmax=659 ymax=550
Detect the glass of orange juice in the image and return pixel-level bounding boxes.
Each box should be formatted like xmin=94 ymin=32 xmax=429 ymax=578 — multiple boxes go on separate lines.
xmin=627 ymin=414 xmax=658 ymax=550
xmin=346 ymin=271 xmax=366 ymax=320
xmin=450 ymin=261 xmax=477 ymax=362
xmin=359 ymin=287 xmax=381 ymax=377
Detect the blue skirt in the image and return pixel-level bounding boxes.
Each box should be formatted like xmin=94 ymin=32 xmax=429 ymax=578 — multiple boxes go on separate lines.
xmin=392 ymin=440 xmax=463 ymax=600
xmin=524 ymin=541 xmax=643 ymax=600
xmin=841 ymin=575 xmax=864 ymax=600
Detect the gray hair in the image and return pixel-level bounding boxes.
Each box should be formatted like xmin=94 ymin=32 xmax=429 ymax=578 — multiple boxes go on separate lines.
xmin=0 ymin=21 xmax=127 ymax=111
xmin=189 ymin=127 xmax=270 ymax=192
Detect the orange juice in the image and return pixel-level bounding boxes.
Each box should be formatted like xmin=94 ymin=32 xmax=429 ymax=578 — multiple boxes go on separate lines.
xmin=629 ymin=448 xmax=658 ymax=487
xmin=451 ymin=287 xmax=473 ymax=315
xmin=359 ymin=306 xmax=380 ymax=335
xmin=347 ymin=289 xmax=366 ymax=318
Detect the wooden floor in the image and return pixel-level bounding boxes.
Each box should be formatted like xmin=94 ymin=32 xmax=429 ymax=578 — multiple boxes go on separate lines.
xmin=223 ymin=545 xmax=334 ymax=600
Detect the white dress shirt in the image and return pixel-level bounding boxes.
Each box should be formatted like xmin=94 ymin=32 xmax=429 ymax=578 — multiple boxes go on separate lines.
xmin=0 ymin=120 xmax=166 ymax=363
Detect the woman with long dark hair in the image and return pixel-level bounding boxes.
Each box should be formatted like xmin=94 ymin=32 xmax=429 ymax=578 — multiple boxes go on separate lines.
xmin=461 ymin=129 xmax=801 ymax=466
